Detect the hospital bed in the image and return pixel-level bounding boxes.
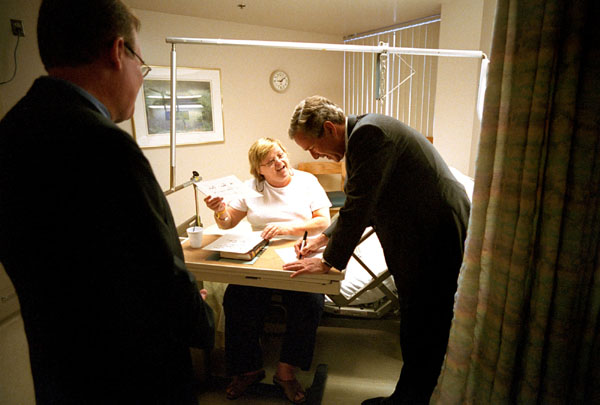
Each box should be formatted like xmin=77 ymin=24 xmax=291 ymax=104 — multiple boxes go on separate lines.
xmin=324 ymin=166 xmax=475 ymax=318
xmin=323 ymin=227 xmax=399 ymax=319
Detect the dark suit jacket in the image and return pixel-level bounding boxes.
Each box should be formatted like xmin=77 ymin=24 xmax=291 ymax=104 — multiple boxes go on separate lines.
xmin=0 ymin=77 xmax=214 ymax=404
xmin=324 ymin=114 xmax=471 ymax=301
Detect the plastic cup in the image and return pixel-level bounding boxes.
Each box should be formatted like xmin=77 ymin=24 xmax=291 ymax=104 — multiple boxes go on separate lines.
xmin=187 ymin=226 xmax=204 ymax=248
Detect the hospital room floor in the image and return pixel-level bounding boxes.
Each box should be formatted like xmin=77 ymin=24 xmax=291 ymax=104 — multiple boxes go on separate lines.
xmin=195 ymin=313 xmax=402 ymax=404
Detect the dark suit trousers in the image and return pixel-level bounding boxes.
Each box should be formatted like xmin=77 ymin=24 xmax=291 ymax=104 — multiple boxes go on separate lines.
xmin=390 ymin=212 xmax=467 ymax=404
xmin=223 ymin=285 xmax=324 ymax=376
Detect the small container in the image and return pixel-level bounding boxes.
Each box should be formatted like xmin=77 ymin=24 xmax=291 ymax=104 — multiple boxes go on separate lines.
xmin=186 ymin=226 xmax=204 ymax=248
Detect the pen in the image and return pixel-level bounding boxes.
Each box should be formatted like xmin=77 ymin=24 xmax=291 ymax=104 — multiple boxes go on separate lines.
xmin=299 ymin=231 xmax=308 ymax=259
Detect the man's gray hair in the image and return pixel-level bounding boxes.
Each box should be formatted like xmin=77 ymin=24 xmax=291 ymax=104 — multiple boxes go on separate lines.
xmin=288 ymin=95 xmax=345 ymax=140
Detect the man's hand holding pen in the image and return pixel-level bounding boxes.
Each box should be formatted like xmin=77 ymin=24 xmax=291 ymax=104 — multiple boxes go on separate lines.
xmin=298 ymin=231 xmax=308 ymax=259
xmin=293 ymin=233 xmax=329 ymax=258
xmin=283 ymin=233 xmax=331 ymax=278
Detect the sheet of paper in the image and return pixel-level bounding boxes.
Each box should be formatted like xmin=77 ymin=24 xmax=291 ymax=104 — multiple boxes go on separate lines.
xmin=194 ymin=175 xmax=261 ymax=201
xmin=202 ymin=232 xmax=265 ymax=254
xmin=275 ymin=246 xmax=324 ymax=264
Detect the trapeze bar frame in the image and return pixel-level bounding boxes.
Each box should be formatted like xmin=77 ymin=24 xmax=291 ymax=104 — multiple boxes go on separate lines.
xmin=164 ymin=37 xmax=488 ymax=191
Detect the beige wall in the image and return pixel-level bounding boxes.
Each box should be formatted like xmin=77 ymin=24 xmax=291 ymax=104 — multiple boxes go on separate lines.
xmin=123 ymin=9 xmax=343 ymax=228
xmin=0 ymin=0 xmax=45 ymax=116
xmin=433 ymin=0 xmax=496 ymax=176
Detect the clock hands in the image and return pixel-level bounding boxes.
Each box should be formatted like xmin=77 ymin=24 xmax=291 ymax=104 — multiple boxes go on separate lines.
xmin=271 ymin=70 xmax=288 ymax=91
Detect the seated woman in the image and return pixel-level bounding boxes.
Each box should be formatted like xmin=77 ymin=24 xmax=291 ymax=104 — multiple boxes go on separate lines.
xmin=204 ymin=137 xmax=331 ymax=404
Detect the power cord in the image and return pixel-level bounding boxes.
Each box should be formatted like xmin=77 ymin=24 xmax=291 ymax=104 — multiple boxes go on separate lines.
xmin=0 ymin=35 xmax=20 ymax=85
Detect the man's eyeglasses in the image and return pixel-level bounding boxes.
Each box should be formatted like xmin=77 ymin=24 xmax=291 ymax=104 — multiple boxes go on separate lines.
xmin=261 ymin=152 xmax=287 ymax=168
xmin=124 ymin=42 xmax=151 ymax=78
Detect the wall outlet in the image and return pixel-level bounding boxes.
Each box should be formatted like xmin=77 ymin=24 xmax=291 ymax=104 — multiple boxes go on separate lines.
xmin=10 ymin=19 xmax=25 ymax=37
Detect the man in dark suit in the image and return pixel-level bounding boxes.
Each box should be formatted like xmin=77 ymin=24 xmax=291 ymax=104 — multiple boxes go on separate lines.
xmin=283 ymin=96 xmax=470 ymax=404
xmin=0 ymin=1 xmax=214 ymax=403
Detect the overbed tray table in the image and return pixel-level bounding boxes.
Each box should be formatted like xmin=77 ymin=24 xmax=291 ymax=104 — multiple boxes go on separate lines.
xmin=182 ymin=235 xmax=344 ymax=294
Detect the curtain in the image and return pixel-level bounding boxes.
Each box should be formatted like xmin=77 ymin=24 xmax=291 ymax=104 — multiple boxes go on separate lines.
xmin=432 ymin=0 xmax=600 ymax=403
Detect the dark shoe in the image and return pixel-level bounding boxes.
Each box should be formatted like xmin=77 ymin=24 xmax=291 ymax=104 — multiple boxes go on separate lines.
xmin=225 ymin=370 xmax=266 ymax=400
xmin=273 ymin=375 xmax=307 ymax=404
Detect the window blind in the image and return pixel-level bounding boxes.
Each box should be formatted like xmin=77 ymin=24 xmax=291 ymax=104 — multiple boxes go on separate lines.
xmin=344 ymin=17 xmax=440 ymax=140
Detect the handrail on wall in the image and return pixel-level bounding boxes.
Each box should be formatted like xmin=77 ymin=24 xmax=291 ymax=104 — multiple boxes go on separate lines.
xmin=162 ymin=37 xmax=489 ymax=192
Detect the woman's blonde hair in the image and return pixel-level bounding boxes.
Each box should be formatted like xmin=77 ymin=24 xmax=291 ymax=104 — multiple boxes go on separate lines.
xmin=248 ymin=138 xmax=288 ymax=183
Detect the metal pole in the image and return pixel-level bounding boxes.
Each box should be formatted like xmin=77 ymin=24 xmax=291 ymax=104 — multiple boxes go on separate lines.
xmin=476 ymin=55 xmax=490 ymax=120
xmin=165 ymin=37 xmax=486 ymax=59
xmin=163 ymin=179 xmax=194 ymax=196
xmin=385 ymin=50 xmax=391 ymax=116
xmin=169 ymin=44 xmax=177 ymax=190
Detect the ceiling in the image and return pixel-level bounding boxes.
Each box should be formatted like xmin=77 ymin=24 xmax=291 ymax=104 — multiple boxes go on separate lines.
xmin=123 ymin=0 xmax=443 ymax=38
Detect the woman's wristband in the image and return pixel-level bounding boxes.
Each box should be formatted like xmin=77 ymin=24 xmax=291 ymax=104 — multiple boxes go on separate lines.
xmin=215 ymin=208 xmax=228 ymax=220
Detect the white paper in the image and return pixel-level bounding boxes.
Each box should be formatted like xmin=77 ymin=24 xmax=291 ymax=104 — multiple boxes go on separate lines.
xmin=203 ymin=232 xmax=266 ymax=254
xmin=275 ymin=246 xmax=324 ymax=264
xmin=194 ymin=175 xmax=262 ymax=201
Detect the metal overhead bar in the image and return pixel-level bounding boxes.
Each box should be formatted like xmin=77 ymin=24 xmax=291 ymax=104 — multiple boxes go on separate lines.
xmin=162 ymin=37 xmax=489 ymax=191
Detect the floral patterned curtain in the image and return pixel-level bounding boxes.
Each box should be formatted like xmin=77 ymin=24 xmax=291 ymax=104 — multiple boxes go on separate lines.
xmin=432 ymin=0 xmax=600 ymax=403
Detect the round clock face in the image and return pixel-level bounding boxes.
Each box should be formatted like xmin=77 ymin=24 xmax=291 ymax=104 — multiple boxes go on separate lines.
xmin=270 ymin=70 xmax=289 ymax=92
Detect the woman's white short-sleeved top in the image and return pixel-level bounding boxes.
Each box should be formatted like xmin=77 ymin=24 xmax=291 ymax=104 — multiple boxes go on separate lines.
xmin=228 ymin=170 xmax=331 ymax=231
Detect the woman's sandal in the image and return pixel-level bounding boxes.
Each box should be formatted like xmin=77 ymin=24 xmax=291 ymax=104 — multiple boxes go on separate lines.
xmin=226 ymin=369 xmax=266 ymax=400
xmin=273 ymin=375 xmax=307 ymax=404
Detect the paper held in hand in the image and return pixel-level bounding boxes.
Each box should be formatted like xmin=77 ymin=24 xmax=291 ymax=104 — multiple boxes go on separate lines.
xmin=193 ymin=175 xmax=262 ymax=201
xmin=202 ymin=232 xmax=269 ymax=260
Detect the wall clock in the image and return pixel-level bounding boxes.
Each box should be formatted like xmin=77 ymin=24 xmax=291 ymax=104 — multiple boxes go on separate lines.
xmin=270 ymin=70 xmax=289 ymax=92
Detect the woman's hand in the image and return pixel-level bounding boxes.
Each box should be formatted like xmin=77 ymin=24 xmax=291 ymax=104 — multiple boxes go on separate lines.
xmin=204 ymin=195 xmax=225 ymax=212
xmin=261 ymin=223 xmax=292 ymax=240
xmin=282 ymin=257 xmax=330 ymax=278
xmin=294 ymin=233 xmax=329 ymax=258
